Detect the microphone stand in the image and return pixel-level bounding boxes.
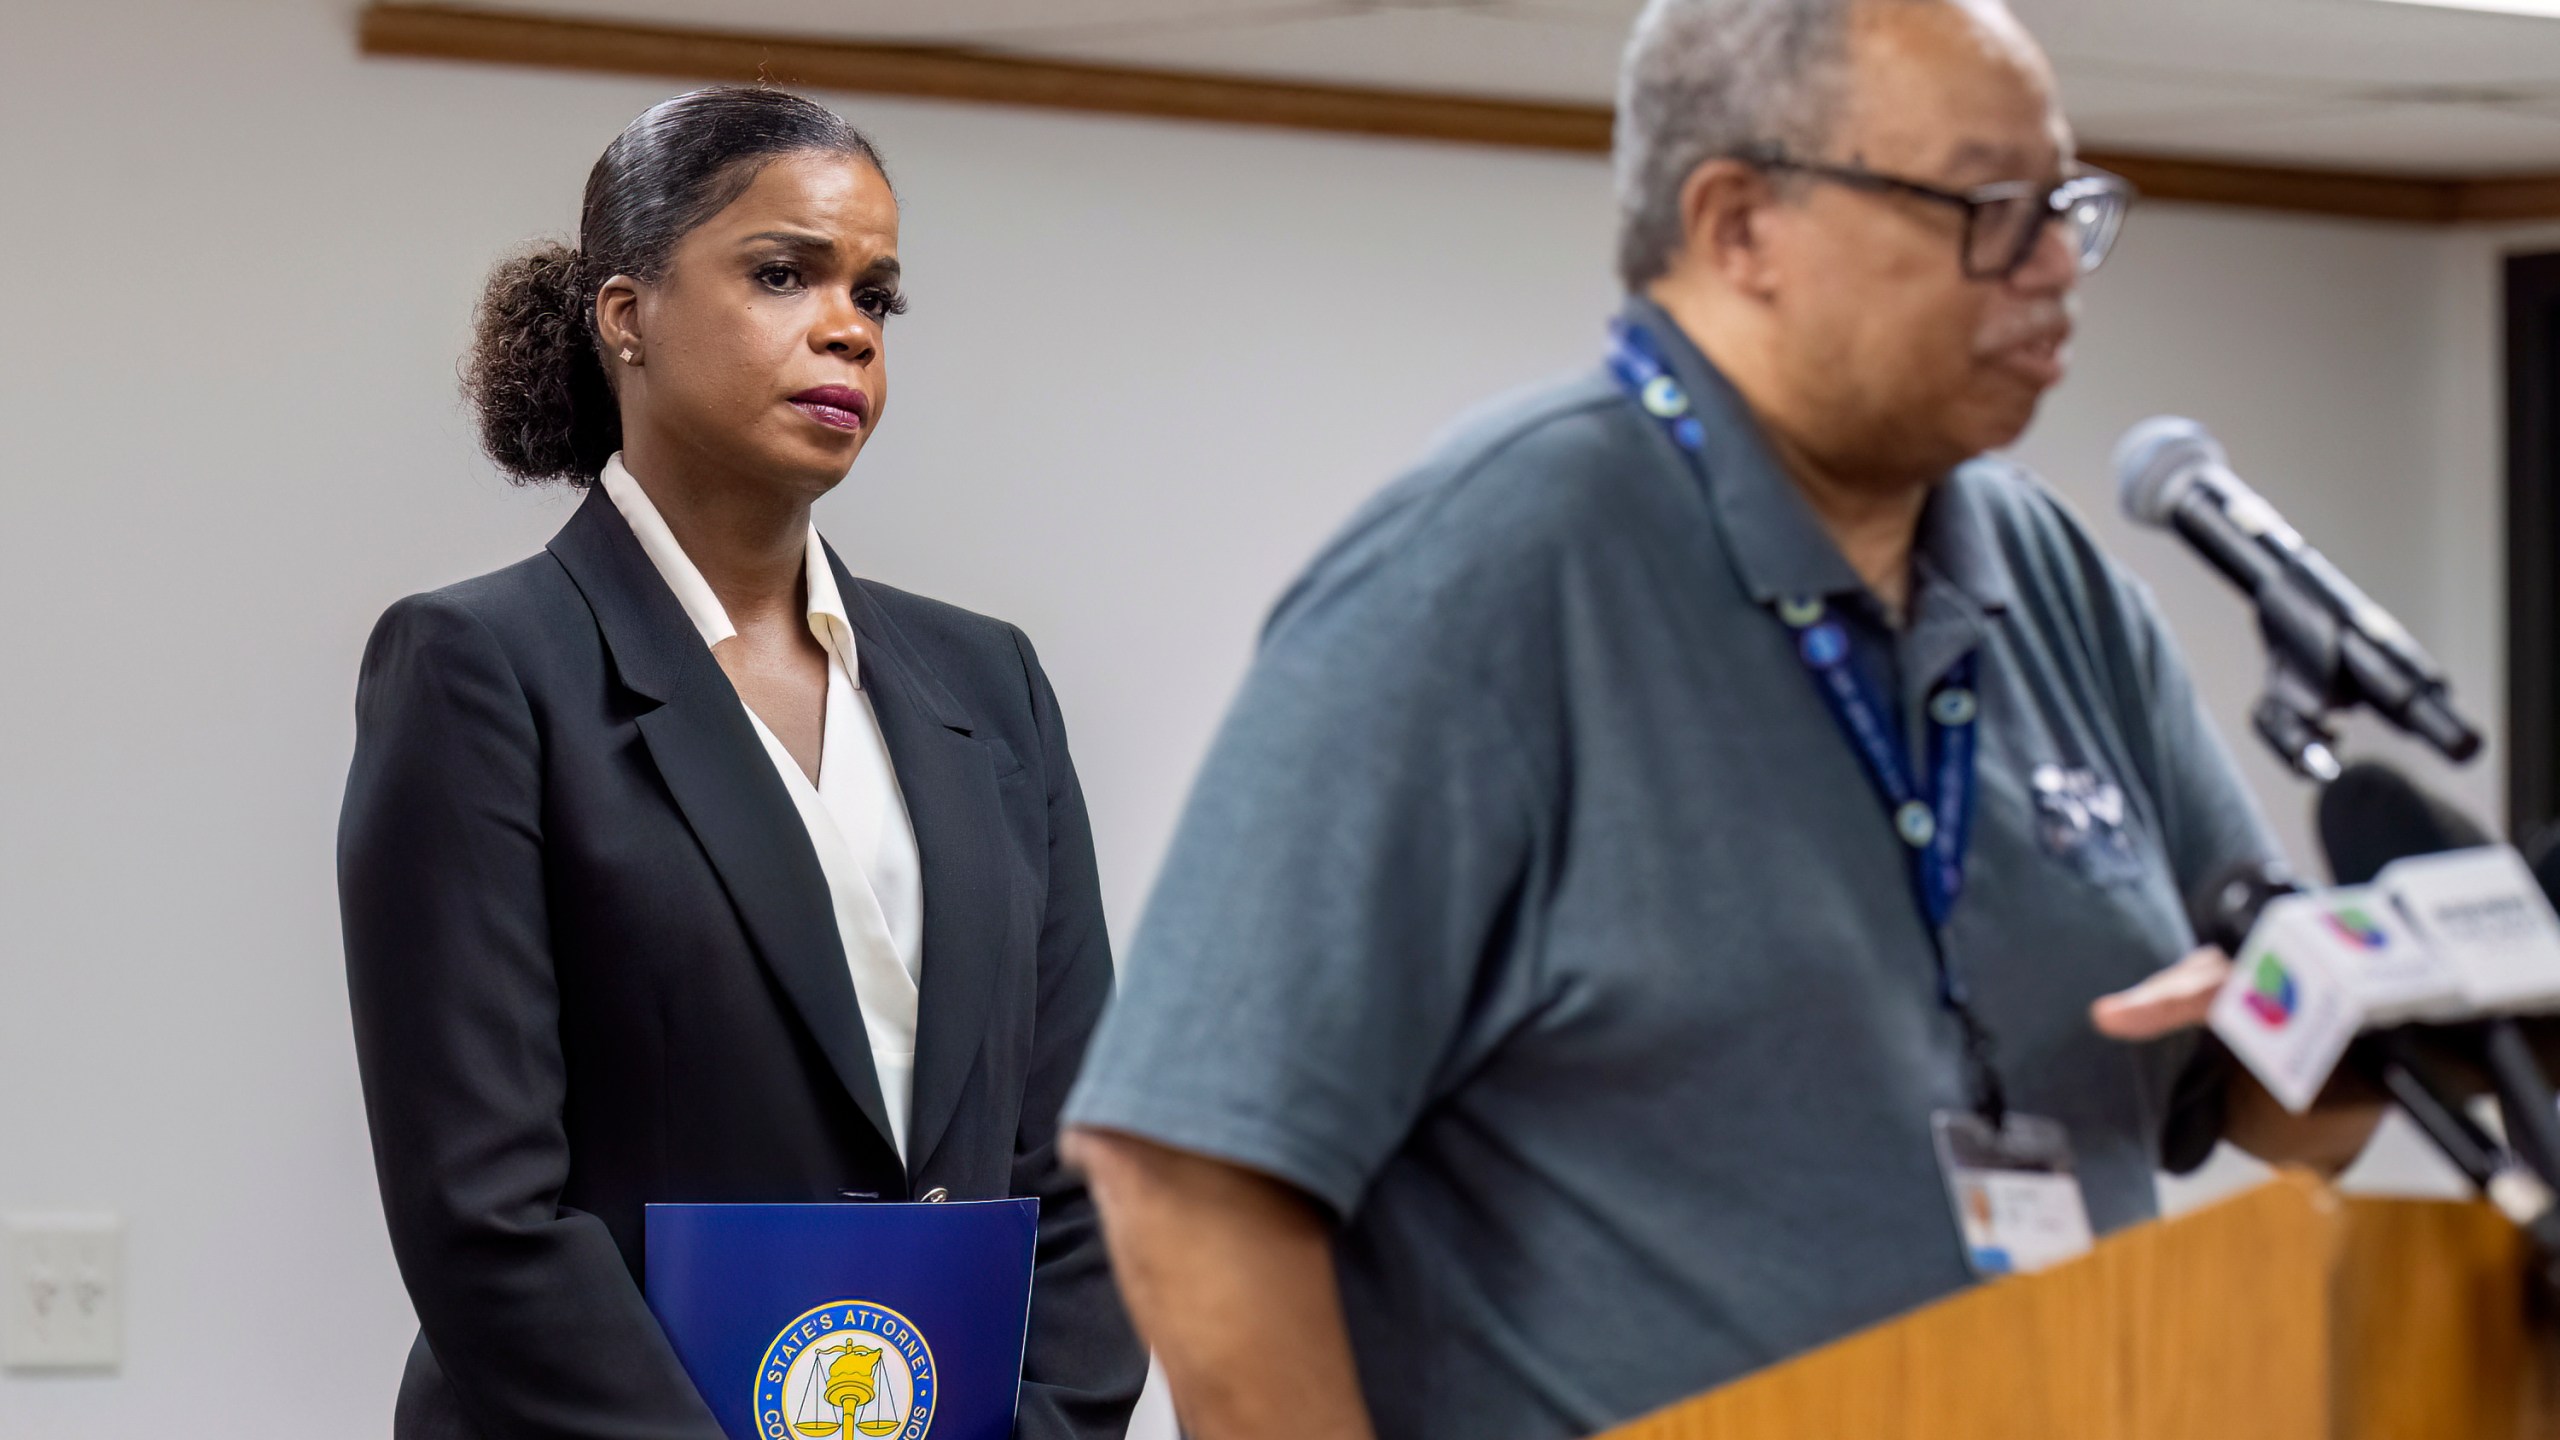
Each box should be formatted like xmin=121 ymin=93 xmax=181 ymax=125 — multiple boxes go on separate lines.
xmin=2251 ymin=589 xmax=2347 ymax=783
xmin=2253 ymin=667 xmax=2341 ymax=785
xmin=2240 ymin=521 xmax=2480 ymax=773
xmin=2367 ymin=1031 xmax=2507 ymax=1190
xmin=2368 ymin=1023 xmax=2560 ymax=1304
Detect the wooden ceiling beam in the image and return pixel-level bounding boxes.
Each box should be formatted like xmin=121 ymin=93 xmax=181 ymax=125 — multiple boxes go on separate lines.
xmin=357 ymin=3 xmax=2560 ymax=224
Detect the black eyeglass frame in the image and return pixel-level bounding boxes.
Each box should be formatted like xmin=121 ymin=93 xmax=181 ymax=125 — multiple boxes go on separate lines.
xmin=1744 ymin=151 xmax=2135 ymax=281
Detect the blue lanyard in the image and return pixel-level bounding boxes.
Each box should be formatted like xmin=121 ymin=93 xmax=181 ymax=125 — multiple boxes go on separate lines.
xmin=1790 ymin=619 xmax=1981 ymax=933
xmin=1608 ymin=317 xmax=2006 ymax=1120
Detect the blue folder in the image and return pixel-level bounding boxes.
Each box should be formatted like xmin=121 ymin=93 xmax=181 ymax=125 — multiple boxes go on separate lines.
xmin=646 ymin=1199 xmax=1039 ymax=1440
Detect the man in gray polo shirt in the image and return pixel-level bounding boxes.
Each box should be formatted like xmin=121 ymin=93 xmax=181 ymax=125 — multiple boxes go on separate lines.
xmin=1066 ymin=1 xmax=2385 ymax=1436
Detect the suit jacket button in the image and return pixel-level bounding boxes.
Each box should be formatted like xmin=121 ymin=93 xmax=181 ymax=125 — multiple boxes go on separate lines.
xmin=919 ymin=1186 xmax=949 ymax=1203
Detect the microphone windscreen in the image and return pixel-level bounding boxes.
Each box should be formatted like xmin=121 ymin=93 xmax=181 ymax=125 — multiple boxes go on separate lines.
xmin=2187 ymin=859 xmax=2298 ymax=954
xmin=2318 ymin=760 xmax=2495 ymax=885
xmin=2114 ymin=416 xmax=2222 ymax=528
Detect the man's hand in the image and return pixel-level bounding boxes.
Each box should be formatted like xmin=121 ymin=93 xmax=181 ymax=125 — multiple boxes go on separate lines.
xmin=2090 ymin=945 xmax=2232 ymax=1041
xmin=2089 ymin=947 xmax=2386 ymax=1177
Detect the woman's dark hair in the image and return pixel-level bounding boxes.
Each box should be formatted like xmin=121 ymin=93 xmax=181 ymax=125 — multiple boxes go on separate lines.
xmin=465 ymin=86 xmax=890 ymax=485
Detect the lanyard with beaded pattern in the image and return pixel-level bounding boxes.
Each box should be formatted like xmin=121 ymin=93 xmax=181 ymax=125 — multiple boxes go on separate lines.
xmin=1607 ymin=316 xmax=2008 ymax=1123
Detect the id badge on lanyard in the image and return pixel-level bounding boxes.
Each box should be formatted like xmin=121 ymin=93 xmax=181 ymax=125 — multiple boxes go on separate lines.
xmin=1607 ymin=315 xmax=2094 ymax=1277
xmin=1932 ymin=1111 xmax=2096 ymax=1276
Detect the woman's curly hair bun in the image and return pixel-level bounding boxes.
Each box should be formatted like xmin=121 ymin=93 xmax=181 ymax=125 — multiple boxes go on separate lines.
xmin=459 ymin=86 xmax=889 ymax=488
xmin=465 ymin=242 xmax=617 ymax=484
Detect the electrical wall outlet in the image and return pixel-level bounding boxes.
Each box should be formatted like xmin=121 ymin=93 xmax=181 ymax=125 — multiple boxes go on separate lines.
xmin=1 ymin=1214 xmax=123 ymax=1372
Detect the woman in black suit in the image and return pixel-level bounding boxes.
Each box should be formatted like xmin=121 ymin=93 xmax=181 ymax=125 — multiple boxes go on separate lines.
xmin=339 ymin=88 xmax=1144 ymax=1440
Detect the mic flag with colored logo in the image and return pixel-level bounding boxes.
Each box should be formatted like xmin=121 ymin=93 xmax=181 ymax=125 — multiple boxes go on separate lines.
xmin=645 ymin=1200 xmax=1039 ymax=1440
xmin=2207 ymin=845 xmax=2560 ymax=1112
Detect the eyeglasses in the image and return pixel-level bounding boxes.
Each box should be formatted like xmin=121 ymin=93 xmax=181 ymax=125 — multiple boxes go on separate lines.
xmin=1747 ymin=153 xmax=2134 ymax=281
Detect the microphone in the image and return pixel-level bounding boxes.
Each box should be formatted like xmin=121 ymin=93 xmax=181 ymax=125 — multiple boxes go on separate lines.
xmin=2199 ymin=762 xmax=2560 ymax=1299
xmin=2190 ymin=857 xmax=2512 ymax=1196
xmin=2204 ymin=861 xmax=2467 ymax=1111
xmin=2320 ymin=760 xmax=2497 ymax=886
xmin=2115 ymin=418 xmax=2482 ymax=771
xmin=2323 ymin=764 xmax=2560 ymax=1014
xmin=2300 ymin=764 xmax=2560 ymax=1220
xmin=2190 ymin=858 xmax=2299 ymax=954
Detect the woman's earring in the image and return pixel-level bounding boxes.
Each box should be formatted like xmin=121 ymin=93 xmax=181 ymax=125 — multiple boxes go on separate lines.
xmin=619 ymin=346 xmax=638 ymax=364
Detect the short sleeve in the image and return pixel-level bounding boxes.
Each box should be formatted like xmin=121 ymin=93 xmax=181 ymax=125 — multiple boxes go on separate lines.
xmin=1064 ymin=516 xmax=1547 ymax=1221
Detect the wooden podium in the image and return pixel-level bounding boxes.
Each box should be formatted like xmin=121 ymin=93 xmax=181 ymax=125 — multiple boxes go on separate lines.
xmin=1598 ymin=1174 xmax=2560 ymax=1440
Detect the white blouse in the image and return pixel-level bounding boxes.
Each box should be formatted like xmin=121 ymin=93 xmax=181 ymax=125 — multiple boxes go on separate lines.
xmin=601 ymin=454 xmax=925 ymax=1160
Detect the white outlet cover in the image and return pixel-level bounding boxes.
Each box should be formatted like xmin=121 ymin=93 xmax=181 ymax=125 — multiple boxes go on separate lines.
xmin=2 ymin=1214 xmax=124 ymax=1372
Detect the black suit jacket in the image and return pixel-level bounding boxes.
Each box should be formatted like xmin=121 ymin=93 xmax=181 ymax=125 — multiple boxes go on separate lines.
xmin=339 ymin=488 xmax=1144 ymax=1440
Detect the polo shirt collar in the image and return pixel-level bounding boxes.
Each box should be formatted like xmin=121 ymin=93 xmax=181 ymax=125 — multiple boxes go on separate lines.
xmin=1914 ymin=465 xmax=2018 ymax=617
xmin=1620 ymin=296 xmax=2014 ymax=621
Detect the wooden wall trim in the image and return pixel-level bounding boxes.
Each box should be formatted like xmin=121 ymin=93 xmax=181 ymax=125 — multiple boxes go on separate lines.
xmin=357 ymin=2 xmax=2560 ymax=224
xmin=2076 ymin=151 xmax=2463 ymax=225
xmin=2458 ymin=174 xmax=2560 ymax=225
xmin=356 ymin=3 xmax=1615 ymax=153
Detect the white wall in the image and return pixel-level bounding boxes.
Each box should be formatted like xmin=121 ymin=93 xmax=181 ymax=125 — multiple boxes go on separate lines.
xmin=0 ymin=0 xmax=2519 ymax=1434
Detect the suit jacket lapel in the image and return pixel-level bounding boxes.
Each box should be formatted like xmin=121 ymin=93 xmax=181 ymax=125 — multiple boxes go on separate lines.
xmin=833 ymin=554 xmax=1012 ymax=1180
xmin=547 ymin=490 xmax=901 ymax=1171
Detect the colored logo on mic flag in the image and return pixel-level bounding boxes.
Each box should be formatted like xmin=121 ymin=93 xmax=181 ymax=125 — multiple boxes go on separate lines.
xmin=2323 ymin=906 xmax=2389 ymax=951
xmin=2244 ymin=954 xmax=2299 ymax=1028
xmin=758 ymin=1301 xmax=935 ymax=1440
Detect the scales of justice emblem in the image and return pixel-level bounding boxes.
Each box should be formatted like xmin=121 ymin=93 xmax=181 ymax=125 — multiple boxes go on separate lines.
xmin=757 ymin=1301 xmax=936 ymax=1440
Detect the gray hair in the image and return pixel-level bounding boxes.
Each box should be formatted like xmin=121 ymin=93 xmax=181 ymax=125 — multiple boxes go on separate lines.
xmin=1612 ymin=0 xmax=1873 ymax=290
